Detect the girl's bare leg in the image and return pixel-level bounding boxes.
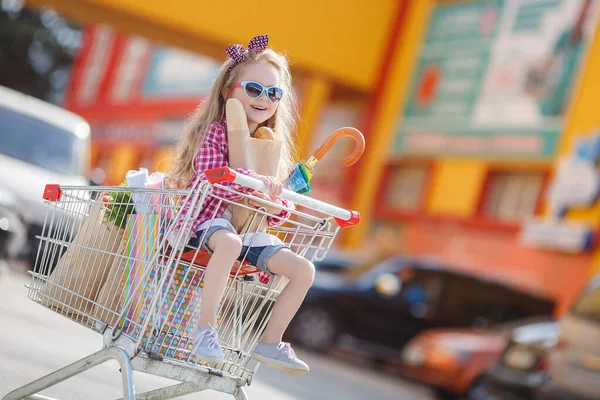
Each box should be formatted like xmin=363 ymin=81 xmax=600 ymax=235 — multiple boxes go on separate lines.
xmin=197 ymin=230 xmax=242 ymax=328
xmin=260 ymin=249 xmax=315 ymax=344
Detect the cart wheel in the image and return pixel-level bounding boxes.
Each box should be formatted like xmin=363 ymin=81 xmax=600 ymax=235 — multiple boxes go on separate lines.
xmin=289 ymin=306 xmax=340 ymax=352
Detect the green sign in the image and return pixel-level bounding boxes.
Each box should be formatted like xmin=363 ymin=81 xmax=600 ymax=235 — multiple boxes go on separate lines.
xmin=395 ymin=0 xmax=597 ymax=158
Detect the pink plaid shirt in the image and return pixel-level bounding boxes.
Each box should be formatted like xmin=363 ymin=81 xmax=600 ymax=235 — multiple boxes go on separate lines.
xmin=175 ymin=120 xmax=292 ymax=237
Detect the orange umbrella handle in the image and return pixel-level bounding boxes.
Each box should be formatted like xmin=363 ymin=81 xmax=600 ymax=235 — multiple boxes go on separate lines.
xmin=311 ymin=127 xmax=365 ymax=167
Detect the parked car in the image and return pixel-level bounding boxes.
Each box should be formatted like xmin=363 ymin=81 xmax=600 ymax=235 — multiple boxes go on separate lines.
xmin=231 ymin=250 xmax=358 ymax=322
xmin=401 ymin=318 xmax=556 ymax=399
xmin=313 ymin=250 xmax=358 ymax=272
xmin=287 ymin=256 xmax=556 ymax=365
xmin=0 ymin=85 xmax=90 ymax=262
xmin=538 ymin=276 xmax=600 ymax=400
xmin=0 ymin=191 xmax=27 ymax=261
xmin=470 ymin=320 xmax=559 ymax=400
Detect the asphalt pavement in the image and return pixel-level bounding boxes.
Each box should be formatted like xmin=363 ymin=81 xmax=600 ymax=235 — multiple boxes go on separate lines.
xmin=0 ymin=263 xmax=433 ymax=400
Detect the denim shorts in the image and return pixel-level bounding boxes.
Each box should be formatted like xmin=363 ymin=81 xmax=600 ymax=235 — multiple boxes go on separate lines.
xmin=186 ymin=218 xmax=287 ymax=274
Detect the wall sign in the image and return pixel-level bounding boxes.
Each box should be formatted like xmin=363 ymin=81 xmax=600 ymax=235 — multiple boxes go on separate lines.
xmin=142 ymin=47 xmax=220 ymax=98
xmin=521 ymin=133 xmax=600 ymax=253
xmin=395 ymin=0 xmax=599 ymax=158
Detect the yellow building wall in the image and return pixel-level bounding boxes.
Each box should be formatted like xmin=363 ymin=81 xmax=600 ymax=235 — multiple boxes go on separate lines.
xmin=108 ymin=146 xmax=138 ymax=185
xmin=346 ymin=0 xmax=600 ymax=251
xmin=548 ymin=19 xmax=600 ymax=274
xmin=295 ymin=76 xmax=333 ymax=160
xmin=346 ymin=0 xmax=434 ymax=248
xmin=32 ymin=0 xmax=600 ymax=262
xmin=554 ymin=23 xmax=600 ymax=227
xmin=26 ymin=0 xmax=399 ymax=91
xmin=427 ymin=160 xmax=488 ymax=218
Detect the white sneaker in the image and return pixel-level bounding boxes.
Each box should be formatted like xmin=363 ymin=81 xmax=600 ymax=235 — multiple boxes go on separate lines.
xmin=191 ymin=325 xmax=224 ymax=363
xmin=252 ymin=342 xmax=309 ymax=375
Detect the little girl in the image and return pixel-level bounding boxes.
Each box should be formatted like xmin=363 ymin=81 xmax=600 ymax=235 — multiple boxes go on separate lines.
xmin=169 ymin=35 xmax=314 ymax=375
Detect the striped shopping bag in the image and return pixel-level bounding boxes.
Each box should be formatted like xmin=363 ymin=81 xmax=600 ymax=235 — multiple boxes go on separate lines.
xmin=118 ymin=214 xmax=220 ymax=360
xmin=119 ymin=213 xmax=162 ymax=338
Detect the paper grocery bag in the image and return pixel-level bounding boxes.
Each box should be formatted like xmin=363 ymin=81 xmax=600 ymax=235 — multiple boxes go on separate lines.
xmin=226 ymin=98 xmax=282 ymax=233
xmin=89 ymin=240 xmax=127 ymax=327
xmin=42 ymin=201 xmax=124 ymax=320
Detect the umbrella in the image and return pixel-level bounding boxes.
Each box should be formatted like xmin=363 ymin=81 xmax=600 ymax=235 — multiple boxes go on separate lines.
xmin=286 ymin=127 xmax=365 ymax=194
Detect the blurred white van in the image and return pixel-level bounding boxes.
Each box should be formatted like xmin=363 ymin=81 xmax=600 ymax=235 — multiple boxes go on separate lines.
xmin=0 ymin=85 xmax=90 ymax=261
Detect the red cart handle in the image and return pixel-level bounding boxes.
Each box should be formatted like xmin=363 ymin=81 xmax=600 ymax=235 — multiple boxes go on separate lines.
xmin=205 ymin=167 xmax=360 ymax=228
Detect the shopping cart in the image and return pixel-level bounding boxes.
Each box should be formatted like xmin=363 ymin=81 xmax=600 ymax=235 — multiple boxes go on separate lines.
xmin=3 ymin=166 xmax=360 ymax=400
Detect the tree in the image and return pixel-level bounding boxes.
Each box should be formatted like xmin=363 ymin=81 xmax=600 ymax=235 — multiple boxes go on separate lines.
xmin=0 ymin=0 xmax=81 ymax=104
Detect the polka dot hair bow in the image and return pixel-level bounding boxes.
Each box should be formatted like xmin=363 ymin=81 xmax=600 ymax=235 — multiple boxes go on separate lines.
xmin=225 ymin=34 xmax=269 ymax=73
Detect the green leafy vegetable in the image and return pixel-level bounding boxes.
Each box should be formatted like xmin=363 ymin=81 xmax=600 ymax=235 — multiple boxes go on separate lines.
xmin=103 ymin=181 xmax=135 ymax=229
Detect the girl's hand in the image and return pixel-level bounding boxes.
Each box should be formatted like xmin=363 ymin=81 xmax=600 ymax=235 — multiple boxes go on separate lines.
xmin=249 ymin=192 xmax=283 ymax=215
xmin=257 ymin=175 xmax=283 ymax=197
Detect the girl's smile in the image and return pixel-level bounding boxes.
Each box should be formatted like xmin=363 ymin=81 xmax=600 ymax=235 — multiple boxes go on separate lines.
xmin=224 ymin=62 xmax=280 ymax=133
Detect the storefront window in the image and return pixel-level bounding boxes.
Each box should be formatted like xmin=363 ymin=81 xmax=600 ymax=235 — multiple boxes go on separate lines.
xmin=483 ymin=171 xmax=544 ymax=221
xmin=383 ymin=165 xmax=428 ymax=212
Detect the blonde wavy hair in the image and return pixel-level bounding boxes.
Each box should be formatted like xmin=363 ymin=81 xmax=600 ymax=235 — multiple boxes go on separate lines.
xmin=169 ymin=48 xmax=299 ymax=188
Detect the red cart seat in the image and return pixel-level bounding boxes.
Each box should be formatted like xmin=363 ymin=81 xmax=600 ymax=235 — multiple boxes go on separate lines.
xmin=178 ymin=247 xmax=261 ymax=277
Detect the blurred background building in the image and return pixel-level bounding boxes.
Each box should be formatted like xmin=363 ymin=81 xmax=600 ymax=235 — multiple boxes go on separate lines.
xmin=4 ymin=0 xmax=600 ymax=317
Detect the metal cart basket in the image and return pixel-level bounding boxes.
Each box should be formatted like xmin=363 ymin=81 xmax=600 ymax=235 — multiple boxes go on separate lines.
xmin=3 ymin=166 xmax=359 ymax=400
